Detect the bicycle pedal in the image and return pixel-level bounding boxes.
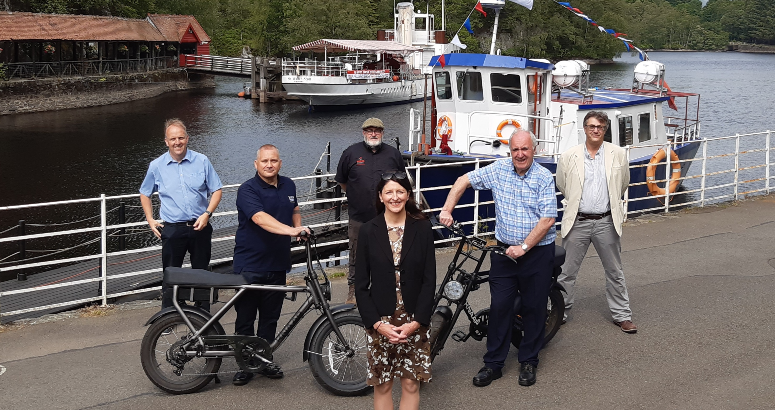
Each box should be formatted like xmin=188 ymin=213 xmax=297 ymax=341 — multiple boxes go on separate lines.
xmin=451 ymin=330 xmax=470 ymax=342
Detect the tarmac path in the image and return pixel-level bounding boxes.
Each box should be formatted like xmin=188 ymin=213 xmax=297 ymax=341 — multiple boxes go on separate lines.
xmin=1 ymin=195 xmax=774 ymax=409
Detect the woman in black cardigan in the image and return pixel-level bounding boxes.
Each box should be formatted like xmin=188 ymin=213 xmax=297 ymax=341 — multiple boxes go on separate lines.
xmin=355 ymin=172 xmax=436 ymax=410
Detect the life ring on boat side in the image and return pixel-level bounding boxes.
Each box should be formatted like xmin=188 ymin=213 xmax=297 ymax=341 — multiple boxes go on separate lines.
xmin=437 ymin=116 xmax=453 ymax=140
xmin=646 ymin=149 xmax=682 ymax=202
xmin=495 ymin=119 xmax=522 ymax=142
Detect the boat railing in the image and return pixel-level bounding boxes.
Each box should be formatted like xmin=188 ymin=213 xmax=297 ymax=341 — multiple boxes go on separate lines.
xmin=281 ymin=59 xmax=351 ymax=77
xmin=1 ymin=130 xmax=773 ymax=321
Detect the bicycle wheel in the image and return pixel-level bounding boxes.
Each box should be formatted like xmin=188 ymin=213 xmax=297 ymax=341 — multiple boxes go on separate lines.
xmin=543 ymin=288 xmax=565 ymax=345
xmin=140 ymin=313 xmax=223 ymax=394
xmin=511 ymin=289 xmax=566 ymax=349
xmin=308 ymin=312 xmax=370 ymax=396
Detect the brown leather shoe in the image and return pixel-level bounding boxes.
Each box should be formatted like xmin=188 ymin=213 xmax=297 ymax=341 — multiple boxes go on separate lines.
xmin=345 ymin=285 xmax=356 ymax=305
xmin=614 ymin=320 xmax=637 ymax=333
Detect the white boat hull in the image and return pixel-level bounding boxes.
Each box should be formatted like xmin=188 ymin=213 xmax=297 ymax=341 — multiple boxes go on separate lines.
xmin=282 ymin=78 xmax=427 ymax=106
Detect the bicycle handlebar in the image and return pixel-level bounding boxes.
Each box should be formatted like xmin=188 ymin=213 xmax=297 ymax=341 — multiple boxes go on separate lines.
xmin=435 ymin=220 xmax=518 ymax=265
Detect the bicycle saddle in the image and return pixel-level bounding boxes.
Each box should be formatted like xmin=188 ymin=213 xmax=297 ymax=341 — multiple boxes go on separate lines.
xmin=164 ymin=267 xmax=249 ymax=287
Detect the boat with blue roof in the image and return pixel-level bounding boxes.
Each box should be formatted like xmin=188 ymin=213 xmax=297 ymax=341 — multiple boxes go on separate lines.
xmin=403 ymin=2 xmax=701 ymax=219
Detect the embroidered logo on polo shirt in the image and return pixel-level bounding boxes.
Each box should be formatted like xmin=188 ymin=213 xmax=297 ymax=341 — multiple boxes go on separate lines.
xmin=356 ymin=157 xmax=365 ymax=166
xmin=288 ymin=195 xmax=295 ymax=202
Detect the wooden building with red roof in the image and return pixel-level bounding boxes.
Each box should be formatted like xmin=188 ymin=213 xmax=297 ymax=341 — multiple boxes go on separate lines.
xmin=0 ymin=12 xmax=211 ymax=78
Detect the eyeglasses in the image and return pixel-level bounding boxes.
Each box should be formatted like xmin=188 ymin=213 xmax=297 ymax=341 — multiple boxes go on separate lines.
xmin=584 ymin=125 xmax=607 ymax=131
xmin=363 ymin=128 xmax=384 ymax=135
xmin=381 ymin=171 xmax=407 ymax=180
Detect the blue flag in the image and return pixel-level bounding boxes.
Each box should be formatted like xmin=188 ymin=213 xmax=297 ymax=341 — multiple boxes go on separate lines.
xmin=464 ymin=18 xmax=474 ymax=34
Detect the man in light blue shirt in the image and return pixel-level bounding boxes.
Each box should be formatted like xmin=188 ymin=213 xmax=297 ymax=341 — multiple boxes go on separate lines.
xmin=140 ymin=118 xmax=223 ymax=310
xmin=440 ymin=129 xmax=556 ymax=388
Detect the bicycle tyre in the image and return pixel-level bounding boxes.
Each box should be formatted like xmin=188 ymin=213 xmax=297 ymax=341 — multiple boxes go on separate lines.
xmin=140 ymin=313 xmax=223 ymax=394
xmin=511 ymin=289 xmax=566 ymax=349
xmin=308 ymin=312 xmax=370 ymax=396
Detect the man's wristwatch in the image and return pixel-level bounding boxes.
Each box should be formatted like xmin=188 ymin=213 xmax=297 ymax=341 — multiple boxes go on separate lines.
xmin=205 ymin=210 xmax=212 ymax=217
xmin=520 ymin=243 xmax=529 ymax=252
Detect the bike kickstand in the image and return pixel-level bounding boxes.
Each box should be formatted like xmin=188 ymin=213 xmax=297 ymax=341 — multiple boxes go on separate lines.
xmin=214 ymin=375 xmax=221 ymax=384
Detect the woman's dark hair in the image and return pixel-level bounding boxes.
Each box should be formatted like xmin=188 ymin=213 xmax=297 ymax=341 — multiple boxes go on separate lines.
xmin=375 ymin=174 xmax=427 ymax=220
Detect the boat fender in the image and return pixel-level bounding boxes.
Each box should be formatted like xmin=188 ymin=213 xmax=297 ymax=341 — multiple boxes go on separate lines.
xmin=646 ymin=148 xmax=681 ymax=203
xmin=437 ymin=116 xmax=453 ymax=140
xmin=496 ymin=119 xmax=522 ymax=141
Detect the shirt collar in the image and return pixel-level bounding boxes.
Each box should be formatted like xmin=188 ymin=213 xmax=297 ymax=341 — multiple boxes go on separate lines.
xmin=164 ymin=149 xmax=192 ymax=165
xmin=255 ymin=172 xmax=283 ymax=188
xmin=511 ymin=160 xmax=536 ymax=179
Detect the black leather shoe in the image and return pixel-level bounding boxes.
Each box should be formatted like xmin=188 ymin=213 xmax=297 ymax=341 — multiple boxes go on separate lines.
xmin=472 ymin=366 xmax=502 ymax=387
xmin=233 ymin=371 xmax=254 ymax=386
xmin=518 ymin=363 xmax=537 ymax=386
xmin=259 ymin=363 xmax=284 ymax=379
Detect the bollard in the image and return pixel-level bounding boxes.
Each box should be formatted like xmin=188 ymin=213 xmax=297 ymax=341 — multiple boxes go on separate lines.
xmin=118 ymin=201 xmax=127 ymax=251
xmin=314 ymin=169 xmax=323 ymax=210
xmin=17 ymin=220 xmax=26 ymax=281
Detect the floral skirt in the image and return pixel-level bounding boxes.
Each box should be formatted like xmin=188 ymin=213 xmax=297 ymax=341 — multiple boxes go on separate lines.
xmin=364 ymin=321 xmax=432 ymax=385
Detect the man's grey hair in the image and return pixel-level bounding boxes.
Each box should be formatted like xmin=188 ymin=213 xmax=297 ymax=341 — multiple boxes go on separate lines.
xmin=164 ymin=118 xmax=188 ymax=136
xmin=510 ymin=128 xmax=538 ymax=147
xmin=256 ymin=144 xmax=279 ymax=157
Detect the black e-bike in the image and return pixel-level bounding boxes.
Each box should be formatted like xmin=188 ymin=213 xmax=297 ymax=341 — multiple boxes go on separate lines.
xmin=140 ymin=231 xmax=370 ymax=396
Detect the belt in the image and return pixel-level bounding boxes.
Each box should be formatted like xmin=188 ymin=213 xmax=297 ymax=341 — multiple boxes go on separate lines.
xmin=577 ymin=210 xmax=611 ymax=221
xmin=496 ymin=240 xmax=516 ymax=248
xmin=164 ymin=220 xmax=198 ymax=226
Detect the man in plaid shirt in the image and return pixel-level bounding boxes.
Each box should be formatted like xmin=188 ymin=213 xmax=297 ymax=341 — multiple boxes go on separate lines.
xmin=440 ymin=129 xmax=557 ymax=388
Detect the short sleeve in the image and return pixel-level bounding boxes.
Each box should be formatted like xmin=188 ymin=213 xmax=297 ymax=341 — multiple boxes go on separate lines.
xmin=203 ymin=158 xmax=223 ymax=194
xmin=139 ymin=164 xmax=157 ymax=197
xmin=236 ymin=184 xmax=264 ymax=219
xmin=335 ymin=148 xmax=350 ymax=184
xmin=537 ymin=173 xmax=558 ymax=218
xmin=467 ymin=161 xmax=498 ymax=190
xmin=288 ymin=179 xmax=299 ymax=207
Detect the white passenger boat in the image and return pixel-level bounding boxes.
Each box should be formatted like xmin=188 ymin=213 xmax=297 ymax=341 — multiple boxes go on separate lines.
xmin=281 ymin=2 xmax=458 ymax=108
xmin=404 ymin=0 xmax=702 ymax=217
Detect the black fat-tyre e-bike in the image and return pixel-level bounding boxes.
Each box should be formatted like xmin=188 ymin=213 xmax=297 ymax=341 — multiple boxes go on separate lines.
xmin=428 ymin=223 xmax=566 ymax=361
xmin=139 ymin=231 xmax=369 ymax=396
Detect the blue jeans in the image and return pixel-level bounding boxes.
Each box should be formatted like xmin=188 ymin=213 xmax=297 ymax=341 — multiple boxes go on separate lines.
xmin=234 ymin=270 xmax=286 ymax=343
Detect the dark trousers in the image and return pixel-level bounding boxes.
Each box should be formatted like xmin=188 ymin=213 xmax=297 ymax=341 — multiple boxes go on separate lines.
xmin=161 ymin=222 xmax=213 ymax=310
xmin=234 ymin=270 xmax=286 ymax=343
xmin=346 ymin=219 xmax=363 ymax=286
xmin=484 ymin=243 xmax=554 ymax=369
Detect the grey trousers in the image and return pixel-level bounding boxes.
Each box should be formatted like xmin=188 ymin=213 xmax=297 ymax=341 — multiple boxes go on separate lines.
xmin=347 ymin=219 xmax=363 ymax=286
xmin=558 ymin=215 xmax=632 ymax=322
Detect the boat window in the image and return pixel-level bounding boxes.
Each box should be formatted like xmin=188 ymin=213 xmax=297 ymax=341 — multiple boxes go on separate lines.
xmin=619 ymin=116 xmax=633 ymax=146
xmin=456 ymin=71 xmax=484 ymax=101
xmin=435 ymin=72 xmax=452 ymax=100
xmin=638 ymin=113 xmax=651 ymax=142
xmin=490 ymin=73 xmax=522 ymax=103
xmin=603 ymin=119 xmax=615 ymax=144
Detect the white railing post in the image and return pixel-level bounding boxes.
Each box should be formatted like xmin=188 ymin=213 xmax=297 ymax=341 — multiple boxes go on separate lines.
xmin=701 ymin=138 xmax=707 ymax=207
xmin=414 ymin=166 xmax=421 ymax=205
xmin=766 ymin=131 xmax=771 ymax=194
xmin=734 ymin=133 xmax=740 ymax=201
xmin=473 ymin=159 xmax=481 ymax=236
xmin=100 ymin=194 xmax=108 ymax=306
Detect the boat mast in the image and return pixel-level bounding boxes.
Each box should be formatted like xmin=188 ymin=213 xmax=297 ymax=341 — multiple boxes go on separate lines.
xmin=482 ymin=0 xmax=506 ymax=55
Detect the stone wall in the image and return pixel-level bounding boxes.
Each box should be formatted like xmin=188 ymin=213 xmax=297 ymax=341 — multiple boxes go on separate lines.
xmin=0 ymin=69 xmax=215 ymax=115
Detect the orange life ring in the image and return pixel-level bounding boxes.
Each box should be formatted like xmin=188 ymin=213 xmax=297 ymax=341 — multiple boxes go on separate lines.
xmin=495 ymin=119 xmax=522 ymax=142
xmin=646 ymin=149 xmax=681 ymax=202
xmin=437 ymin=115 xmax=453 ymax=140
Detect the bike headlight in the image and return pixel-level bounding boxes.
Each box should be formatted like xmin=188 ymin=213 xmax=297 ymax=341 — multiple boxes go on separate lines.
xmin=443 ymin=281 xmax=464 ymax=301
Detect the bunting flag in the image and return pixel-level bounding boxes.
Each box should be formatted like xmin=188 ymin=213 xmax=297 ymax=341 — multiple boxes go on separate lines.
xmin=507 ymin=0 xmax=534 ymax=9
xmin=450 ymin=34 xmax=468 ymax=49
xmin=464 ymin=18 xmax=474 ymax=34
xmin=475 ymin=1 xmax=487 ymax=17
xmin=439 ymin=54 xmax=446 ymax=68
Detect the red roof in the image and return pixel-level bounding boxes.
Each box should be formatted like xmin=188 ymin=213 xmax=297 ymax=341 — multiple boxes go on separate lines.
xmin=0 ymin=12 xmax=210 ymax=43
xmin=0 ymin=12 xmax=165 ymax=41
xmin=147 ymin=14 xmax=210 ymax=43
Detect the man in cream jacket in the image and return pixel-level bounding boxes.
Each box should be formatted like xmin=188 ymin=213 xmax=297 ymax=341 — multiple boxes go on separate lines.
xmin=555 ymin=111 xmax=636 ymax=333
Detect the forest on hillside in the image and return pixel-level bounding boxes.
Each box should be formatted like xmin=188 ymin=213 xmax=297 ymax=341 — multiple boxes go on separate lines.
xmin=4 ymin=0 xmax=774 ymax=59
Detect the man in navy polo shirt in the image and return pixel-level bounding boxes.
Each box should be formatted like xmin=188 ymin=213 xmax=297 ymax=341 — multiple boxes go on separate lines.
xmin=140 ymin=118 xmax=223 ymax=311
xmin=232 ymin=144 xmax=309 ymax=386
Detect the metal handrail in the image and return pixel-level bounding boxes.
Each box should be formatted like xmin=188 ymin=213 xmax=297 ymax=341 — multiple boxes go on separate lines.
xmin=1 ymin=130 xmax=773 ymax=319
